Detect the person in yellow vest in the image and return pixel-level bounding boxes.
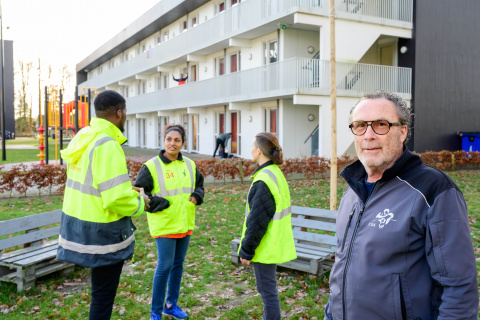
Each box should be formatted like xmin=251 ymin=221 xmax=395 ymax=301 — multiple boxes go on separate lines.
xmin=134 ymin=124 xmax=204 ymax=320
xmin=57 ymin=90 xmax=150 ymax=320
xmin=238 ymin=132 xmax=297 ymax=320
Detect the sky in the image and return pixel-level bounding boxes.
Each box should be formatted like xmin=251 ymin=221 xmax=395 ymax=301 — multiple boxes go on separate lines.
xmin=2 ymin=0 xmax=161 ymax=116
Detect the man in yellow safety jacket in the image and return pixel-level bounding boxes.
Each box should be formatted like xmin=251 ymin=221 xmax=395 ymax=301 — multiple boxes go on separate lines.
xmin=57 ymin=90 xmax=150 ymax=320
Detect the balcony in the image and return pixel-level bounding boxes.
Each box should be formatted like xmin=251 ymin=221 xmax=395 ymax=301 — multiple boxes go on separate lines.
xmin=125 ymin=58 xmax=412 ymax=114
xmin=80 ymin=0 xmax=413 ymax=89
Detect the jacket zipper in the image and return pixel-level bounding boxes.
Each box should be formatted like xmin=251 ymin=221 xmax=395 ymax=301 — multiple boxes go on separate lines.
xmin=342 ymin=202 xmax=365 ymax=319
xmin=340 ymin=208 xmax=355 ymax=252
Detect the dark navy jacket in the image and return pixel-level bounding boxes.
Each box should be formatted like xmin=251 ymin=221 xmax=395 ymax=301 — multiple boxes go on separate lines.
xmin=325 ymin=148 xmax=478 ymax=320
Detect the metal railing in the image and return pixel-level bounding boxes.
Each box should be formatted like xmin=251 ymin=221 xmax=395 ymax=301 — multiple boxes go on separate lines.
xmin=81 ymin=0 xmax=413 ymax=89
xmin=126 ymin=58 xmax=412 ymax=113
xmin=335 ymin=0 xmax=413 ymax=26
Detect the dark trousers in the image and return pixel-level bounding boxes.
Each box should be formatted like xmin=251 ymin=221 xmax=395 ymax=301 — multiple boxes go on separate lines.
xmin=213 ymin=138 xmax=225 ymax=158
xmin=253 ymin=263 xmax=281 ymax=320
xmin=89 ymin=260 xmax=124 ymax=320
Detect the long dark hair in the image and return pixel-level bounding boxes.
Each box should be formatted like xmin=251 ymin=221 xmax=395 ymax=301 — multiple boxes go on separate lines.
xmin=254 ymin=132 xmax=283 ymax=165
xmin=164 ymin=124 xmax=186 ymax=143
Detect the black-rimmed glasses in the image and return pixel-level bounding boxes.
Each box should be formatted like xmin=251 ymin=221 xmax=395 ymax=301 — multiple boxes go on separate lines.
xmin=349 ymin=120 xmax=402 ymax=136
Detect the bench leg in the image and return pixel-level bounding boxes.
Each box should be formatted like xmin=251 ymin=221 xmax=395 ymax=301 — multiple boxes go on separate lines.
xmin=17 ymin=266 xmax=36 ymax=293
xmin=231 ymin=241 xmax=240 ymax=264
xmin=59 ymin=265 xmax=75 ymax=278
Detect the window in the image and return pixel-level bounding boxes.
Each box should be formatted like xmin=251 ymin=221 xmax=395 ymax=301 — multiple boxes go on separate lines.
xmin=192 ymin=17 xmax=197 ymax=27
xmin=163 ymin=74 xmax=168 ymax=89
xmin=156 ymin=75 xmax=161 ymax=90
xmin=182 ymin=20 xmax=187 ymax=31
xmin=263 ymin=40 xmax=278 ymax=65
xmin=190 ymin=65 xmax=197 ymax=82
xmin=163 ymin=32 xmax=168 ymax=42
xmin=217 ymin=57 xmax=225 ymax=75
xmin=232 ymin=0 xmax=239 ymax=5
xmin=123 ymin=86 xmax=129 ymax=98
xmin=230 ymin=54 xmax=237 ymax=73
xmin=218 ymin=2 xmax=225 ymax=13
xmin=142 ymin=45 xmax=146 ymax=52
xmin=157 ymin=33 xmax=161 ymax=44
xmin=217 ymin=113 xmax=225 ymax=134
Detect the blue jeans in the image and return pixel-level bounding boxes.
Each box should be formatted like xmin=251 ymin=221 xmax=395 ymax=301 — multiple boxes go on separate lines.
xmin=151 ymin=235 xmax=191 ymax=314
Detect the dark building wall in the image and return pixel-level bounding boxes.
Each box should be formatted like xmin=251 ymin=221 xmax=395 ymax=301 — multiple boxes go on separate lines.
xmin=0 ymin=41 xmax=14 ymax=136
xmin=412 ymin=0 xmax=480 ymax=152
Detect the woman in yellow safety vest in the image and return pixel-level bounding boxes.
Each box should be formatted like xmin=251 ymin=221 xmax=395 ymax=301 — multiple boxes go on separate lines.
xmin=238 ymin=132 xmax=297 ymax=320
xmin=134 ymin=124 xmax=204 ymax=320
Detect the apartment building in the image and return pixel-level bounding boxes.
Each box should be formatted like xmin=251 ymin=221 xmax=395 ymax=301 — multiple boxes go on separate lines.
xmin=76 ymin=0 xmax=414 ymax=159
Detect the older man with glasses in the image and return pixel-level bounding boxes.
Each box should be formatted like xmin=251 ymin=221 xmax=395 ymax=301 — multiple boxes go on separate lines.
xmin=324 ymin=91 xmax=478 ymax=320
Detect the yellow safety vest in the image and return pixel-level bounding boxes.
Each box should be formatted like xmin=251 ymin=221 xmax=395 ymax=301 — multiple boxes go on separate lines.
xmin=144 ymin=155 xmax=197 ymax=237
xmin=239 ymin=164 xmax=297 ymax=264
xmin=57 ymin=117 xmax=145 ymax=268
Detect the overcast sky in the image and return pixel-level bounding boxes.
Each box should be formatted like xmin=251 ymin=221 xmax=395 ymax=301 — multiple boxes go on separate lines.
xmin=2 ymin=0 xmax=160 ymax=114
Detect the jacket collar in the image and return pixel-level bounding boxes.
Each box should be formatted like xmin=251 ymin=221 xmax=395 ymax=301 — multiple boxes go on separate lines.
xmin=90 ymin=117 xmax=127 ymax=145
xmin=340 ymin=147 xmax=423 ymax=202
xmin=159 ymin=149 xmax=184 ymax=164
xmin=251 ymin=160 xmax=274 ymax=179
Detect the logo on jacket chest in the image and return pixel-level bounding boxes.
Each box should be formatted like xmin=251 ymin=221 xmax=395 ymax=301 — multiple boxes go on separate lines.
xmin=368 ymin=209 xmax=397 ymax=229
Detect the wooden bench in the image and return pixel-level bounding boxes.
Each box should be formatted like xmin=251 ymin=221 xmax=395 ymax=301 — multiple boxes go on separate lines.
xmin=231 ymin=206 xmax=337 ymax=276
xmin=0 ymin=209 xmax=74 ymax=292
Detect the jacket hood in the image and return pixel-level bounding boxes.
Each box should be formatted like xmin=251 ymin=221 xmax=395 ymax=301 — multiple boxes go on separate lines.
xmin=60 ymin=117 xmax=127 ymax=165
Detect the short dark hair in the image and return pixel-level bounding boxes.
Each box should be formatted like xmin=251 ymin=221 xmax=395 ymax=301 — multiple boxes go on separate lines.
xmin=94 ymin=90 xmax=126 ymax=117
xmin=350 ymin=90 xmax=413 ymax=145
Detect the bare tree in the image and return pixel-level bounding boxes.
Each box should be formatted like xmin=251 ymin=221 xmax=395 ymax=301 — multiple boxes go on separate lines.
xmin=15 ymin=61 xmax=33 ymax=119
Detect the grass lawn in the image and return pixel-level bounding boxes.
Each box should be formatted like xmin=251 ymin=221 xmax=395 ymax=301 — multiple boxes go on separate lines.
xmin=0 ymin=171 xmax=479 ymax=319
xmin=0 ymin=138 xmax=69 ymax=165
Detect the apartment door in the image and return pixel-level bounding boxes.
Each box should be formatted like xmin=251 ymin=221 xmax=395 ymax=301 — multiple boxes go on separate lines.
xmin=231 ymin=112 xmax=238 ymax=154
xmin=380 ymin=44 xmax=396 ymax=91
xmin=158 ymin=116 xmax=169 ymax=149
xmin=190 ymin=65 xmax=197 ymax=82
xmin=182 ymin=114 xmax=188 ymax=151
xmin=265 ymin=108 xmax=277 ymax=136
xmin=191 ymin=114 xmax=199 ymax=152
xmin=137 ymin=119 xmax=145 ymax=147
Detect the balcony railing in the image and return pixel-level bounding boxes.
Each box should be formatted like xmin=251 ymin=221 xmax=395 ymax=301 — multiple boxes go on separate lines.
xmin=126 ymin=58 xmax=412 ymax=113
xmin=81 ymin=0 xmax=413 ymax=89
xmin=336 ymin=0 xmax=413 ymax=26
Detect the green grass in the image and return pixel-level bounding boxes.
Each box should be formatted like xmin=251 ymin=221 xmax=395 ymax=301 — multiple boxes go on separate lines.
xmin=0 ymin=172 xmax=478 ymax=319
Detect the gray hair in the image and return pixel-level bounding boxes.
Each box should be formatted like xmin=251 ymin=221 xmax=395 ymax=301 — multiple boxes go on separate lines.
xmin=349 ymin=90 xmax=413 ymax=145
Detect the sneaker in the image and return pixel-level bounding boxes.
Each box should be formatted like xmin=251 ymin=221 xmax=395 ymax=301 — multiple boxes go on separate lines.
xmin=150 ymin=312 xmax=162 ymax=320
xmin=162 ymin=304 xmax=188 ymax=319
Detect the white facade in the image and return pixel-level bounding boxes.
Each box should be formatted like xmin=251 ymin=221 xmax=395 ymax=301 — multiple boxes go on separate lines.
xmin=77 ymin=0 xmax=413 ymax=159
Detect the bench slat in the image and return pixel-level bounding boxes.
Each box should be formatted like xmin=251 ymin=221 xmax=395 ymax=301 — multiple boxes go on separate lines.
xmin=0 ymin=227 xmax=60 ymax=251
xmin=1 ymin=245 xmax=59 ymax=264
xmin=0 ymin=240 xmax=58 ymax=260
xmin=9 ymin=250 xmax=59 ymax=267
xmin=0 ymin=210 xmax=62 ymax=236
xmin=291 ymin=206 xmax=337 ymax=220
xmin=295 ymin=247 xmax=332 ymax=258
xmin=292 ymin=229 xmax=337 ymax=246
xmin=296 ymin=242 xmax=336 ymax=254
xmin=291 ymin=217 xmax=336 ymax=232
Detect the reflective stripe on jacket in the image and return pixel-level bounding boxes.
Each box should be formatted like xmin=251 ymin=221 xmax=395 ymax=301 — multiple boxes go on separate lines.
xmin=144 ymin=155 xmax=197 ymax=237
xmin=239 ymin=164 xmax=297 ymax=264
xmin=57 ymin=117 xmax=145 ymax=268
